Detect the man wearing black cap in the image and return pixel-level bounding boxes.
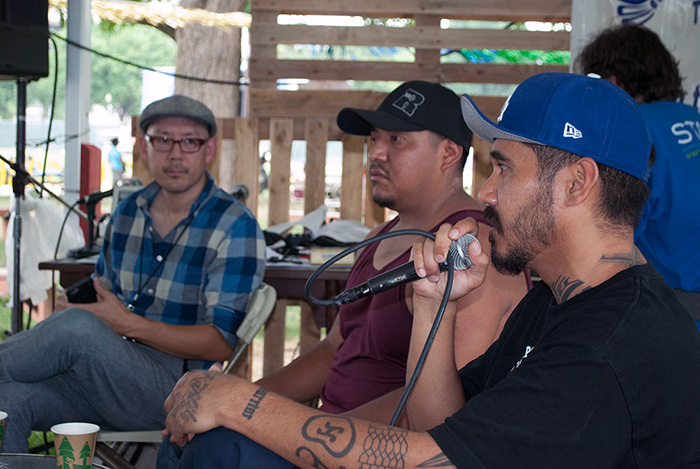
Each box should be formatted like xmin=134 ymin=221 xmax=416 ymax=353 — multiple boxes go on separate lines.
xmin=163 ymin=74 xmax=700 ymax=467
xmin=161 ymin=81 xmax=530 ymax=467
xmin=0 ymin=95 xmax=265 ymax=453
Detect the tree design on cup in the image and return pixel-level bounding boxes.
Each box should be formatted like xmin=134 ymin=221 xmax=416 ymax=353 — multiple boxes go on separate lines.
xmin=51 ymin=422 xmax=100 ymax=469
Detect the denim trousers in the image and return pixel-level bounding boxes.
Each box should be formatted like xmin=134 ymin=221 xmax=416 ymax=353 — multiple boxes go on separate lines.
xmin=0 ymin=307 xmax=183 ymax=453
xmin=176 ymin=427 xmax=295 ymax=469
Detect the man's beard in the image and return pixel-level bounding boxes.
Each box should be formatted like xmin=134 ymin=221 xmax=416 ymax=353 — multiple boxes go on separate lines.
xmin=372 ymin=194 xmax=396 ymax=210
xmin=484 ymin=184 xmax=556 ymax=275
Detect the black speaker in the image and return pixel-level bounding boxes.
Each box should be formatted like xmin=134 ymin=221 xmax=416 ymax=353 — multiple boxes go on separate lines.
xmin=0 ymin=0 xmax=49 ymax=80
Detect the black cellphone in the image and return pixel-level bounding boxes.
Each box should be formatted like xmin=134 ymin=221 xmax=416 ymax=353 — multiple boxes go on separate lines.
xmin=65 ymin=274 xmax=98 ymax=304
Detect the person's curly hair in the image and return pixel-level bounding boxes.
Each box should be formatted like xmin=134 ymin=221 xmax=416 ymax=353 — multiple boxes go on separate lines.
xmin=575 ymin=24 xmax=683 ymax=103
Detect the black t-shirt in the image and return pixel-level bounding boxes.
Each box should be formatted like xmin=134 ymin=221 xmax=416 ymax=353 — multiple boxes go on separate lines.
xmin=429 ymin=264 xmax=700 ymax=468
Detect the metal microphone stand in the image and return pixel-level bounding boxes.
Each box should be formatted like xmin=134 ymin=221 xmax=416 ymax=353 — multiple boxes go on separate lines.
xmin=5 ymin=77 xmax=88 ymax=334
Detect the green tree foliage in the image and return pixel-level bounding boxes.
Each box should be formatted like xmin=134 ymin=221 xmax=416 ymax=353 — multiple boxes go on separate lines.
xmin=0 ymin=22 xmax=175 ymax=121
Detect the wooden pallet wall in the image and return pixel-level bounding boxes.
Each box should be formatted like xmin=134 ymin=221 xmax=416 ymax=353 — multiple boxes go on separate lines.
xmin=248 ymin=0 xmax=572 ymax=225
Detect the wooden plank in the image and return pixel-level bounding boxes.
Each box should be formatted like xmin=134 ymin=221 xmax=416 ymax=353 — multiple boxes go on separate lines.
xmin=251 ymin=0 xmax=571 ymax=22
xmin=249 ymin=88 xmax=385 ymax=119
xmin=250 ymin=9 xmax=278 ymax=88
xmin=299 ymin=301 xmax=321 ymax=354
xmin=250 ymin=24 xmax=570 ymax=51
xmin=249 ymin=60 xmax=568 ymax=87
xmin=340 ymin=135 xmax=365 ymax=221
xmin=414 ymin=14 xmax=441 ymax=66
xmin=250 ymin=89 xmax=508 ymax=122
xmin=263 ymin=300 xmax=287 ymax=376
xmin=233 ymin=117 xmax=260 ymax=215
xmin=303 ymin=118 xmax=329 ymax=214
xmin=268 ymin=118 xmax=294 ymax=226
xmin=209 ymin=117 xmax=224 ymax=187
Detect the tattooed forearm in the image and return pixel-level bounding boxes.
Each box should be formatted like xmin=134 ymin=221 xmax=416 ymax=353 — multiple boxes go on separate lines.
xmin=300 ymin=415 xmax=356 ymax=458
xmin=551 ymin=275 xmax=590 ymax=303
xmin=177 ymin=373 xmax=214 ymax=424
xmin=242 ymin=387 xmax=269 ymax=420
xmin=418 ymin=452 xmax=454 ymax=467
xmin=600 ymin=249 xmax=644 ymax=268
xmin=358 ymin=424 xmax=408 ymax=468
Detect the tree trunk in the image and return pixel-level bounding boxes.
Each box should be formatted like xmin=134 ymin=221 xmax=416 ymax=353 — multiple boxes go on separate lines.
xmin=174 ymin=0 xmax=244 ymax=193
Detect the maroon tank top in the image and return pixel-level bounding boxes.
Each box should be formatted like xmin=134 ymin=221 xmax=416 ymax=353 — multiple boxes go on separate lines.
xmin=319 ymin=210 xmax=490 ymax=413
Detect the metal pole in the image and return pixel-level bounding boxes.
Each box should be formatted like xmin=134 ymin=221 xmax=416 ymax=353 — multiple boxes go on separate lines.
xmin=11 ymin=77 xmax=28 ymax=334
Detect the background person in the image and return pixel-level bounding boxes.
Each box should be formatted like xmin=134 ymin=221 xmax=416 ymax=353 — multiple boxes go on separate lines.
xmin=164 ymin=73 xmax=700 ymax=468
xmin=0 ymin=95 xmax=265 ymax=453
xmin=108 ymin=137 xmax=126 ymax=186
xmin=577 ymin=23 xmax=700 ymax=322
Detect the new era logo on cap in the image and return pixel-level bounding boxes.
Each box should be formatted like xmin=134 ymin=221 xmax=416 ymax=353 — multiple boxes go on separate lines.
xmin=392 ymin=89 xmax=426 ymax=117
xmin=459 ymin=73 xmax=652 ymax=181
xmin=563 ymin=123 xmax=583 ymax=139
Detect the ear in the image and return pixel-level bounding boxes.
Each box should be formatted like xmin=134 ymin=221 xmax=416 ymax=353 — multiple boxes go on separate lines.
xmin=563 ymin=157 xmax=599 ymax=207
xmin=204 ymin=136 xmax=217 ymax=164
xmin=137 ymin=135 xmax=149 ymax=163
xmin=439 ymin=139 xmax=464 ymax=171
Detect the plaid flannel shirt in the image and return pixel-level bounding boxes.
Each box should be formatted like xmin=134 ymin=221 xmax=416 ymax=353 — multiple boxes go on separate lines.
xmin=95 ymin=172 xmax=265 ymax=370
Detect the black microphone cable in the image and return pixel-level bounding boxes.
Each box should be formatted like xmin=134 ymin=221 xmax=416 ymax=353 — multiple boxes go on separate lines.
xmin=304 ymin=229 xmax=455 ymax=426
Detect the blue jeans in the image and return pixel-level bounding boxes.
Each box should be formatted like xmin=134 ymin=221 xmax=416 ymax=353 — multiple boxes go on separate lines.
xmin=176 ymin=427 xmax=294 ymax=469
xmin=0 ymin=307 xmax=184 ymax=453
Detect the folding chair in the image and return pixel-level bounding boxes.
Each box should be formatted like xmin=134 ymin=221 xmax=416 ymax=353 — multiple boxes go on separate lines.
xmin=95 ymin=283 xmax=277 ymax=469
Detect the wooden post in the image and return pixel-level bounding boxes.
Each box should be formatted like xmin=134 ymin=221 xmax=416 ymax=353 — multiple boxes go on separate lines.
xmin=340 ymin=135 xmax=365 ymax=221
xmin=269 ymin=118 xmax=294 ymax=226
xmin=304 ymin=118 xmax=329 ymax=215
xmin=233 ymin=117 xmax=260 ymax=215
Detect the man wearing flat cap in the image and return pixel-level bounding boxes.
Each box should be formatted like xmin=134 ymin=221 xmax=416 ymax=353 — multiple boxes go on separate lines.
xmin=161 ymin=81 xmax=530 ymax=467
xmin=0 ymin=95 xmax=265 ymax=453
xmin=163 ymin=74 xmax=700 ymax=468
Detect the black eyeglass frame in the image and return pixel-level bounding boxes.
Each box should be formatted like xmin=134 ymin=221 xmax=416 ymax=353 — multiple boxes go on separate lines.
xmin=145 ymin=134 xmax=209 ymax=153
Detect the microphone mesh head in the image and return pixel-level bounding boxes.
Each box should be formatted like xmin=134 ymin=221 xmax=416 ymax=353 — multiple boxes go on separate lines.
xmin=448 ymin=233 xmax=476 ymax=270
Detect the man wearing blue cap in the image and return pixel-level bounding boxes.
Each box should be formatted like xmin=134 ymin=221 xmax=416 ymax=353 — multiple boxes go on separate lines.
xmin=0 ymin=95 xmax=265 ymax=453
xmin=162 ymin=74 xmax=700 ymax=467
xmin=159 ymin=81 xmax=530 ymax=467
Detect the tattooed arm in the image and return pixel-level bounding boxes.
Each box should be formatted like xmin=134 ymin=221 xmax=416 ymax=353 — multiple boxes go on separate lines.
xmin=163 ymin=371 xmax=456 ymax=468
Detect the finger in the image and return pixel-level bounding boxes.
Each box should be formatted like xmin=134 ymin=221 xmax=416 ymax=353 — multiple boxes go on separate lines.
xmin=411 ymin=242 xmax=426 ymax=278
xmin=209 ymin=362 xmax=223 ymax=372
xmin=432 ymin=224 xmax=454 ymax=265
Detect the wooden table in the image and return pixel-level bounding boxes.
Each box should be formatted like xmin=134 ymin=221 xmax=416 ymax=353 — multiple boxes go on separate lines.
xmin=38 ymin=257 xmax=352 ymax=376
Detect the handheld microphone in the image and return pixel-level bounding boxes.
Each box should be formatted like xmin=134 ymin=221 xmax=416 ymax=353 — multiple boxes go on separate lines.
xmin=77 ymin=189 xmax=113 ymax=205
xmin=331 ymin=233 xmax=477 ymax=306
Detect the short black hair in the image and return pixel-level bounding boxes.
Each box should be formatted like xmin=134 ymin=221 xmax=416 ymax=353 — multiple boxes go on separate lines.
xmin=576 ymin=24 xmax=683 ymax=103
xmin=525 ymin=143 xmax=654 ymax=230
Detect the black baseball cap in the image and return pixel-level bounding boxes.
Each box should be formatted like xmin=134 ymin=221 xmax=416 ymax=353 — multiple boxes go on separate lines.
xmin=139 ymin=95 xmax=217 ymax=137
xmin=337 ymin=81 xmax=473 ymax=149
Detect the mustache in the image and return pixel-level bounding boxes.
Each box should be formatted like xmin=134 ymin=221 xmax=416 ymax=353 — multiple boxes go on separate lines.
xmin=483 ymin=205 xmax=502 ymax=233
xmin=369 ymin=163 xmax=388 ymax=178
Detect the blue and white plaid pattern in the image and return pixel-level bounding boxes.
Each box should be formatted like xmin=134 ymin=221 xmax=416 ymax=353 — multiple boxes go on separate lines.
xmin=95 ymin=172 xmax=265 ymax=370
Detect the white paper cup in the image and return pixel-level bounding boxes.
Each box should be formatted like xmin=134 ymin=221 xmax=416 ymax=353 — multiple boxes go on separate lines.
xmin=50 ymin=422 xmax=100 ymax=468
xmin=0 ymin=411 xmax=7 ymax=453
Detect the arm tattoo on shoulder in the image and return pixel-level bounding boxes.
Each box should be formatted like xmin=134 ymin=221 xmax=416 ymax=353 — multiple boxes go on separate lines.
xmin=551 ymin=275 xmax=590 ymax=303
xmin=178 ymin=373 xmax=214 ymax=424
xmin=242 ymin=387 xmax=269 ymax=420
xmin=600 ymin=249 xmax=644 ymax=268
xmin=418 ymin=452 xmax=454 ymax=467
xmin=358 ymin=424 xmax=408 ymax=468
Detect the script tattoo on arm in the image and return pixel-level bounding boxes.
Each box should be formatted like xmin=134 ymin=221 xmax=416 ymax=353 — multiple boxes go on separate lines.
xmin=551 ymin=275 xmax=590 ymax=303
xmin=600 ymin=248 xmax=644 ymax=268
xmin=170 ymin=372 xmax=215 ymax=438
xmin=242 ymin=387 xmax=269 ymax=420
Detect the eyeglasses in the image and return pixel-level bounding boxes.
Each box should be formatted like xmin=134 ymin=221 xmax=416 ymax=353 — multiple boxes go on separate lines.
xmin=145 ymin=135 xmax=208 ymax=153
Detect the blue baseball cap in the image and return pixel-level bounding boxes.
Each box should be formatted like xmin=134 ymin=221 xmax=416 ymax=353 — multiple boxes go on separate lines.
xmin=460 ymin=72 xmax=652 ymax=181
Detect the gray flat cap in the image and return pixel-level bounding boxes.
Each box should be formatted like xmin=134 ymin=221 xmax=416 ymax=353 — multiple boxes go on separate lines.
xmin=139 ymin=95 xmax=217 ymax=137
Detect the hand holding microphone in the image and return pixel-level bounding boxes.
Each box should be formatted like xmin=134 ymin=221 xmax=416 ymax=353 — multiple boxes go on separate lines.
xmin=330 ymin=220 xmax=488 ymax=305
xmin=411 ymin=220 xmax=489 ymax=303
